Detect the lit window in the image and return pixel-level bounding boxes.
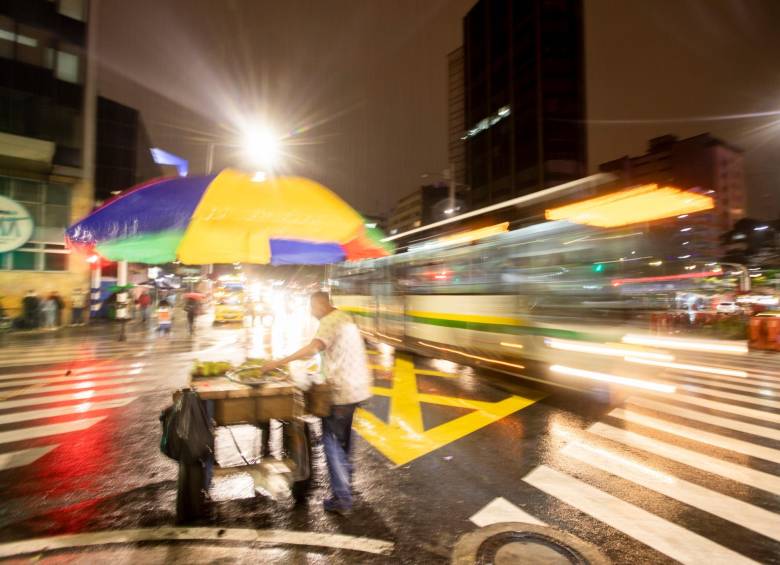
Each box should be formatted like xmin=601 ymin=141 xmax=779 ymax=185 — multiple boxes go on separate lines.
xmin=58 ymin=0 xmax=86 ymax=21
xmin=16 ymin=34 xmax=37 ymax=48
xmin=56 ymin=50 xmax=80 ymax=83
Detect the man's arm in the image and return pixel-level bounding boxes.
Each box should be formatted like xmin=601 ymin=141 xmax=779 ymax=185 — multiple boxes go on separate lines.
xmin=260 ymin=338 xmax=325 ymax=373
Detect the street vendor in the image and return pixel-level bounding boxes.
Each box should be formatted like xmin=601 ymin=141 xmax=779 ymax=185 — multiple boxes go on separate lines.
xmin=260 ymin=291 xmax=371 ymax=515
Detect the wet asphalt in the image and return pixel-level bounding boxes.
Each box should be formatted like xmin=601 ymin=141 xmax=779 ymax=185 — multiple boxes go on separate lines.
xmin=0 ymin=315 xmax=777 ymax=564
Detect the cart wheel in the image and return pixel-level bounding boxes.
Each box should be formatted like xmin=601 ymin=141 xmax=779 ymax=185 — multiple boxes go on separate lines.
xmin=287 ymin=422 xmax=314 ymax=503
xmin=176 ymin=460 xmax=206 ymax=523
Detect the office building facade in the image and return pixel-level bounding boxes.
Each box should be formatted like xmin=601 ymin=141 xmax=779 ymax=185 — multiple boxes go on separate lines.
xmin=0 ymin=0 xmax=92 ymax=316
xmin=463 ymin=0 xmax=586 ymax=208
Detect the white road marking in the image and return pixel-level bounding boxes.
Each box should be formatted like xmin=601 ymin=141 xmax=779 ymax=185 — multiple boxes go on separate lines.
xmin=469 ymin=497 xmax=546 ymax=527
xmin=562 ymin=441 xmax=780 ymax=542
xmin=0 ymin=385 xmax=154 ymax=410
xmin=669 ymin=371 xmax=780 ymax=390
xmin=0 ymin=375 xmax=159 ymax=397
xmin=678 ymin=384 xmax=780 ymax=409
xmin=589 ymin=422 xmax=780 ymax=496
xmin=610 ymin=408 xmax=780 ymax=464
xmin=0 ymin=397 xmax=136 ymax=425
xmin=0 ymin=445 xmax=57 ymax=471
xmin=0 ymin=527 xmax=395 ymax=558
xmin=0 ymin=417 xmax=105 ymax=445
xmin=0 ymin=364 xmax=139 ymax=381
xmin=657 ymin=392 xmax=780 ymax=424
xmin=0 ymin=369 xmax=145 ymax=390
xmin=627 ymin=396 xmax=780 ymax=441
xmin=666 ymin=373 xmax=780 ymax=395
xmin=523 ymin=465 xmax=757 ymax=565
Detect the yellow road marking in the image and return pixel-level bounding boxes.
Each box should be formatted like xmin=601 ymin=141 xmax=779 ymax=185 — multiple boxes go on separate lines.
xmin=354 ymin=355 xmax=544 ymax=465
xmin=413 ymin=369 xmax=458 ymax=378
xmin=406 ymin=310 xmax=521 ymax=326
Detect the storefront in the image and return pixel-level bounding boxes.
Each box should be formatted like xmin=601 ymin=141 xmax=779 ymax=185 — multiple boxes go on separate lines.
xmin=0 ymin=171 xmax=92 ymax=320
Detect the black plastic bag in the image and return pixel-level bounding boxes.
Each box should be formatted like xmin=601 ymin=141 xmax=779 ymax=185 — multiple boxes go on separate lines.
xmin=160 ymin=389 xmax=214 ymax=463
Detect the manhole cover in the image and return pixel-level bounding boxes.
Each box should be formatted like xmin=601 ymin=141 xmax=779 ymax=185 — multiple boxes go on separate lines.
xmin=452 ymin=522 xmax=610 ymax=565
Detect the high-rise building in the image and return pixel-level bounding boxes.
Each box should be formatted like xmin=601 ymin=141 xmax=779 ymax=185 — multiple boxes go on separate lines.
xmin=0 ymin=0 xmax=94 ymax=317
xmin=387 ymin=183 xmax=450 ymax=235
xmin=599 ymin=134 xmax=747 ymax=260
xmin=463 ymin=0 xmax=586 ymax=208
xmin=95 ymin=96 xmax=161 ymax=203
xmin=447 ymin=47 xmax=466 ymax=191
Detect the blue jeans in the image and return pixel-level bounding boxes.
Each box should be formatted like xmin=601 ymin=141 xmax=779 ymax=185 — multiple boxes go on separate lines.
xmin=322 ymin=403 xmax=358 ymax=505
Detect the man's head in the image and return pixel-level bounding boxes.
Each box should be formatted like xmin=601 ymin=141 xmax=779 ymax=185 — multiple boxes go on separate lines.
xmin=310 ymin=291 xmax=334 ymax=320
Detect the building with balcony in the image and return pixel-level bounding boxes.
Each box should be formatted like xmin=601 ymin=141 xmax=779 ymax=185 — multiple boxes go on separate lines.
xmin=599 ymin=133 xmax=747 ymax=260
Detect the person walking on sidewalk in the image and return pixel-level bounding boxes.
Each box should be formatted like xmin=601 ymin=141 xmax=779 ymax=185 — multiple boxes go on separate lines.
xmin=156 ymin=300 xmax=173 ymax=336
xmin=71 ymin=288 xmax=87 ymax=326
xmin=137 ymin=290 xmax=152 ymax=324
xmin=51 ymin=291 xmax=64 ymax=327
xmin=261 ymin=291 xmax=371 ymax=515
xmin=41 ymin=294 xmax=57 ymax=329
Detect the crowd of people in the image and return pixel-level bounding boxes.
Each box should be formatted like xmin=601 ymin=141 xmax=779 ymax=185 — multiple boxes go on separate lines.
xmin=12 ymin=289 xmax=87 ymax=330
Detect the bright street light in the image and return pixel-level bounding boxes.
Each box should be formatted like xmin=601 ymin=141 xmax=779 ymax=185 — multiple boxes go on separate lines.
xmin=242 ymin=126 xmax=279 ymax=169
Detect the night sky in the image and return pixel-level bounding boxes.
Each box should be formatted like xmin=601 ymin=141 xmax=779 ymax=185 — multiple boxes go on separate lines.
xmin=97 ymin=0 xmax=780 ymax=219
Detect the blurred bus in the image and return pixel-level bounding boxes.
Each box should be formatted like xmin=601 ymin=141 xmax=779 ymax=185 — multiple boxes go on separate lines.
xmin=330 ymin=177 xmax=736 ymax=392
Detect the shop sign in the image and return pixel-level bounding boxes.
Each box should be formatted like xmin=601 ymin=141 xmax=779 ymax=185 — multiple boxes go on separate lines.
xmin=0 ymin=195 xmax=33 ymax=253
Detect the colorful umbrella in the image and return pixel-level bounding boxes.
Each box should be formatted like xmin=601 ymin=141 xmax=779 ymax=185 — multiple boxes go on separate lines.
xmin=67 ymin=169 xmax=393 ymax=265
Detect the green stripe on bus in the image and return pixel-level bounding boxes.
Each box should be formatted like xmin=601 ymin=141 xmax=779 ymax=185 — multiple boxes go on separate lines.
xmin=341 ymin=306 xmax=594 ymax=341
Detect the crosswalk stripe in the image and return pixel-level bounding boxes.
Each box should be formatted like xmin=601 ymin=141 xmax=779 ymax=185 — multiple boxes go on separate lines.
xmin=0 ymin=375 xmax=161 ymax=397
xmin=669 ymin=370 xmax=780 ymax=390
xmin=561 ymin=441 xmax=780 ymax=542
xmin=677 ymin=384 xmax=780 ymax=409
xmin=0 ymin=369 xmax=145 ymax=390
xmin=589 ymin=422 xmax=780 ymax=495
xmin=627 ymin=396 xmax=780 ymax=441
xmin=0 ymin=397 xmax=136 ymax=425
xmin=675 ymin=359 xmax=780 ymax=381
xmin=0 ymin=416 xmax=105 ymax=445
xmin=0 ymin=348 xmax=202 ymax=366
xmin=667 ymin=373 xmax=780 ymax=395
xmin=469 ymin=497 xmax=546 ymax=527
xmin=0 ymin=385 xmax=155 ymax=410
xmin=0 ymin=337 xmax=212 ymax=354
xmin=610 ymin=408 xmax=780 ymax=464
xmin=659 ymin=391 xmax=780 ymax=424
xmin=523 ymin=465 xmax=757 ymax=565
xmin=0 ymin=364 xmax=146 ymax=382
xmin=0 ymin=445 xmax=58 ymax=471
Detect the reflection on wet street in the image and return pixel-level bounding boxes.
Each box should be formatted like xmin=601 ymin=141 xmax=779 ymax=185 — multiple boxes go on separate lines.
xmin=0 ymin=309 xmax=777 ymax=564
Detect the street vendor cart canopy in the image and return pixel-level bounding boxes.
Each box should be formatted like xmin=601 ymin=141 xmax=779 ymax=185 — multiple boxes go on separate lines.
xmin=66 ymin=169 xmax=392 ymax=265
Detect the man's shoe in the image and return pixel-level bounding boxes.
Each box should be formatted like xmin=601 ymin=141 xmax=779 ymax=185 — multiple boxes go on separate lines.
xmin=323 ymin=497 xmax=352 ymax=516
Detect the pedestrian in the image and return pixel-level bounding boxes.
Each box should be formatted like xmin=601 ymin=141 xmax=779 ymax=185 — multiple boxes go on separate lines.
xmin=137 ymin=291 xmax=152 ymax=324
xmin=71 ymin=288 xmax=87 ymax=326
xmin=51 ymin=291 xmax=64 ymax=327
xmin=261 ymin=291 xmax=371 ymax=515
xmin=41 ymin=294 xmax=57 ymax=329
xmin=21 ymin=290 xmax=40 ymax=329
xmin=184 ymin=297 xmax=199 ymax=335
xmin=156 ymin=299 xmax=172 ymax=336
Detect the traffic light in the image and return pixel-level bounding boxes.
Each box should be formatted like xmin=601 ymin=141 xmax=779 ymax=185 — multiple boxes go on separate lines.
xmin=593 ymin=263 xmax=604 ymax=273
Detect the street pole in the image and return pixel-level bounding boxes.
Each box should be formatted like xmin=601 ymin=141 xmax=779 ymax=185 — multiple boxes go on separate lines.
xmin=90 ymin=262 xmax=101 ymax=321
xmin=204 ymin=142 xmax=216 ymax=277
xmin=116 ymin=260 xmax=129 ymax=341
xmin=205 ymin=142 xmax=215 ymax=175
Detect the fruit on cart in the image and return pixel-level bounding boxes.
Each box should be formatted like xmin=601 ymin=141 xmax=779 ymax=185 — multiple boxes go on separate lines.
xmin=191 ymin=360 xmax=234 ymax=377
